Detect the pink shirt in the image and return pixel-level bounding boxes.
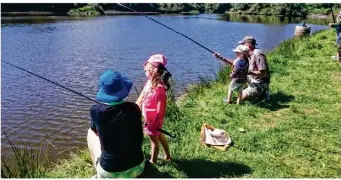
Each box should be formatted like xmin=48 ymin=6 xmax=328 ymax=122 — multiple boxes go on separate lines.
xmin=141 ymin=80 xmax=167 ymax=136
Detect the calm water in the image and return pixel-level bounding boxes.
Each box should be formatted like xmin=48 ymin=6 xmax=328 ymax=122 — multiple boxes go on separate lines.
xmin=1 ymin=14 xmax=328 ymax=160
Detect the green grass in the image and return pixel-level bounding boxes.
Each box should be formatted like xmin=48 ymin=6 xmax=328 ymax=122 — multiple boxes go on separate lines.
xmin=2 ymin=29 xmax=341 ymax=178
xmin=1 ymin=132 xmax=48 ymax=178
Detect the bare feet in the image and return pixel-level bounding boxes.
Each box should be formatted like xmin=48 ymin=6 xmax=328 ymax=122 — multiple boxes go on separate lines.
xmin=149 ymin=159 xmax=156 ymax=164
xmin=164 ymin=156 xmax=172 ymax=162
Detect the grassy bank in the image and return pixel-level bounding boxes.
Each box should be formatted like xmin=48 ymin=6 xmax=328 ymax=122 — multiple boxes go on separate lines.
xmin=2 ymin=29 xmax=341 ymax=178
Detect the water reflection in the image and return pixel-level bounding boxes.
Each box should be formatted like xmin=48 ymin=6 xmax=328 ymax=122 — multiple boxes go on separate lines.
xmin=224 ymin=14 xmax=330 ymax=25
xmin=1 ymin=16 xmax=99 ymax=25
xmin=1 ymin=14 xmax=332 ymax=26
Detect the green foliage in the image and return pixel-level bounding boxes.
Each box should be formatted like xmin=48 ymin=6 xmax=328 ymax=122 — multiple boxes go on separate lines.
xmin=68 ymin=5 xmax=100 ymax=16
xmin=157 ymin=3 xmax=186 ymax=13
xmin=215 ymin=65 xmax=231 ymax=84
xmin=246 ymin=3 xmax=264 ymax=14
xmin=228 ymin=4 xmax=309 ymax=17
xmin=187 ymin=10 xmax=200 ymax=15
xmin=203 ymin=4 xmax=226 ymax=13
xmin=44 ymin=148 xmax=94 ymax=178
xmin=231 ymin=3 xmax=251 ymax=11
xmin=305 ymin=3 xmax=340 ymax=15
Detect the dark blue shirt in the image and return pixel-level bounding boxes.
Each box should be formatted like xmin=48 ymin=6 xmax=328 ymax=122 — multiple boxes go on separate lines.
xmin=90 ymin=102 xmax=144 ymax=172
xmin=230 ymin=59 xmax=249 ymax=83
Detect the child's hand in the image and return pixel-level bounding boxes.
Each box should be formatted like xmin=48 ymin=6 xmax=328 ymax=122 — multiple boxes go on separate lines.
xmin=213 ymin=52 xmax=222 ymax=59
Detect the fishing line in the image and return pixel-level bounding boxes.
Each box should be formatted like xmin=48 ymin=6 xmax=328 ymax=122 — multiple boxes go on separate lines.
xmin=116 ymin=3 xmax=215 ymax=54
xmin=2 ymin=60 xmax=176 ymax=138
xmin=115 ymin=3 xmax=233 ymax=65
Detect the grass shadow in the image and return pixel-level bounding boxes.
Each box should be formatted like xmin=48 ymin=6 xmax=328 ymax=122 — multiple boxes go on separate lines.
xmin=137 ymin=160 xmax=173 ymax=178
xmin=173 ymin=159 xmax=251 ymax=178
xmin=251 ymin=91 xmax=295 ymax=111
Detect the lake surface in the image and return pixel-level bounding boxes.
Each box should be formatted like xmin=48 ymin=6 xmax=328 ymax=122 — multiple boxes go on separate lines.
xmin=1 ymin=14 xmax=328 ymax=160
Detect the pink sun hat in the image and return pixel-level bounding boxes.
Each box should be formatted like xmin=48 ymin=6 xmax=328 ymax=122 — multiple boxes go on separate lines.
xmin=144 ymin=54 xmax=168 ymax=67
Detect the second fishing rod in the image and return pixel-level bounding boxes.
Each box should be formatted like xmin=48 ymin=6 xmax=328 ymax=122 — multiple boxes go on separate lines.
xmin=114 ymin=3 xmax=234 ymax=65
xmin=2 ymin=60 xmax=176 ymax=139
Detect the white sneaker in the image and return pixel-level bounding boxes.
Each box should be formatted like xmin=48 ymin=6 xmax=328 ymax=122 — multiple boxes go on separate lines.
xmin=331 ymin=56 xmax=339 ymax=60
xmin=223 ymin=98 xmax=231 ymax=104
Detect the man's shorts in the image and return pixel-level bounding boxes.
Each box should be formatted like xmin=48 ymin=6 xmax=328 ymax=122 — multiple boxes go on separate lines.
xmin=95 ymin=159 xmax=145 ymax=178
xmin=229 ymin=80 xmax=245 ymax=92
xmin=243 ymin=83 xmax=269 ymax=98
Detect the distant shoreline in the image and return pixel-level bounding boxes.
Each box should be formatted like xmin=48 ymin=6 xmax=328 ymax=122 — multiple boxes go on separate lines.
xmin=1 ymin=11 xmax=57 ymax=16
xmin=1 ymin=11 xmax=162 ymax=16
xmin=1 ymin=11 xmax=332 ymax=20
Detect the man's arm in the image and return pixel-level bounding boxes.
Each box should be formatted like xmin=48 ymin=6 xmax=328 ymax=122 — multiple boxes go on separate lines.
xmin=249 ymin=54 xmax=267 ymax=77
xmin=249 ymin=69 xmax=266 ymax=76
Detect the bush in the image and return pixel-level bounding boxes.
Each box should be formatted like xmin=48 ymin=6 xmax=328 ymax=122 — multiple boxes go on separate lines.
xmin=68 ymin=5 xmax=100 ymax=15
xmin=188 ymin=10 xmax=200 ymax=15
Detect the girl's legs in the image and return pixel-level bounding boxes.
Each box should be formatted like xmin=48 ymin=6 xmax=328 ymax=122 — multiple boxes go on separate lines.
xmin=148 ymin=135 xmax=160 ymax=164
xmin=159 ymin=133 xmax=171 ymax=160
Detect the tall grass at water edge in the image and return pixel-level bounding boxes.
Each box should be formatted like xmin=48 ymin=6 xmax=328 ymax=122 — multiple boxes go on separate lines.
xmin=1 ymin=29 xmax=341 ymax=178
xmin=1 ymin=132 xmax=48 ymax=178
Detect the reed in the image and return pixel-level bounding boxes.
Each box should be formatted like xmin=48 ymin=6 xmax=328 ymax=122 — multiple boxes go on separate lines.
xmin=1 ymin=132 xmax=48 ymax=178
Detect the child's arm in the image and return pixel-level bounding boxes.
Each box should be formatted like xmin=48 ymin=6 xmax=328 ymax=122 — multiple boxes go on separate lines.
xmin=154 ymin=88 xmax=167 ymax=127
xmin=136 ymin=81 xmax=151 ymax=108
xmin=135 ymin=91 xmax=146 ymax=108
xmin=329 ymin=23 xmax=341 ymax=28
xmin=212 ymin=52 xmax=234 ymax=65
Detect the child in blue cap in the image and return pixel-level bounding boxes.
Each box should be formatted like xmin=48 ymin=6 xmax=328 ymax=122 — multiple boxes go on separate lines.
xmin=87 ymin=70 xmax=145 ymax=178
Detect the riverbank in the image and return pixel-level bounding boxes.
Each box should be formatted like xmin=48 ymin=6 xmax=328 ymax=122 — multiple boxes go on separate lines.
xmin=1 ymin=12 xmax=56 ymax=16
xmin=2 ymin=29 xmax=340 ymax=178
xmin=104 ymin=10 xmax=160 ymax=15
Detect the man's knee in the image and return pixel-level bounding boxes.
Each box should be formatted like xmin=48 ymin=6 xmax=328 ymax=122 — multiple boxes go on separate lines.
xmin=242 ymin=85 xmax=266 ymax=100
xmin=87 ymin=128 xmax=101 ymax=166
xmin=242 ymin=86 xmax=257 ymax=100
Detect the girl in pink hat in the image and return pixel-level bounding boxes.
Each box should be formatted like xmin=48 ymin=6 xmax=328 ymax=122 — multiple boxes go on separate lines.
xmin=136 ymin=54 xmax=172 ymax=164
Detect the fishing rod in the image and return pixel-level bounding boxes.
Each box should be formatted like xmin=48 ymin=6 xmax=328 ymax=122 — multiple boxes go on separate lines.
xmin=115 ymin=3 xmax=233 ymax=65
xmin=330 ymin=4 xmax=336 ymax=23
xmin=2 ymin=60 xmax=100 ymax=104
xmin=2 ymin=60 xmax=176 ymax=138
xmin=116 ymin=3 xmax=215 ymax=54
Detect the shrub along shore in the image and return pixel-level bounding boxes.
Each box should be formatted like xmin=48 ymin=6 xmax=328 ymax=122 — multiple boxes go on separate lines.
xmin=2 ymin=29 xmax=341 ymax=178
